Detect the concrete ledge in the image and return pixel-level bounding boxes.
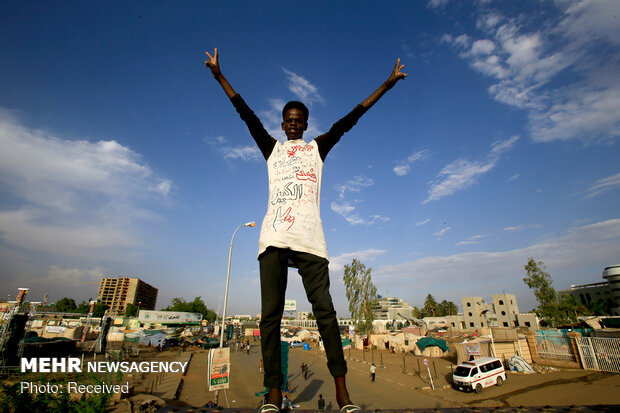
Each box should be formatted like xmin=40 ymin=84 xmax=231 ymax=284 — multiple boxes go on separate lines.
xmin=153 ymin=405 xmax=620 ymax=412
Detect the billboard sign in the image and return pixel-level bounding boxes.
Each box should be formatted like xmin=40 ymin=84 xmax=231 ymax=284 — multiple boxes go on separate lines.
xmin=138 ymin=310 xmax=202 ymax=324
xmin=208 ymin=347 xmax=230 ymax=391
xmin=283 ymin=299 xmax=296 ymax=319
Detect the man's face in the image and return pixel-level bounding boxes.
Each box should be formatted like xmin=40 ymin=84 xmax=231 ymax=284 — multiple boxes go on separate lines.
xmin=281 ymin=108 xmax=307 ymax=140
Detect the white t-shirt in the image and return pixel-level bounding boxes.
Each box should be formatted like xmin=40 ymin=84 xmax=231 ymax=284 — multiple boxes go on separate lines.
xmin=258 ymin=139 xmax=327 ymax=259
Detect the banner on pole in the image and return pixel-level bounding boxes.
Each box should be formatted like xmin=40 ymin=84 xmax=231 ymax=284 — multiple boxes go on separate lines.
xmin=283 ymin=299 xmax=296 ymax=319
xmin=208 ymin=348 xmax=230 ymax=391
xmin=465 ymin=343 xmax=482 ymax=356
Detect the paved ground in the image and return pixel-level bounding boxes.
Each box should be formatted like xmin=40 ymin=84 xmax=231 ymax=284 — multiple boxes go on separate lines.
xmin=135 ymin=343 xmax=620 ymax=410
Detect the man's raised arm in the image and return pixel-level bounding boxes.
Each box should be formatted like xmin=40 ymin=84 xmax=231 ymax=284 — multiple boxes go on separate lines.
xmin=205 ymin=48 xmax=237 ymax=98
xmin=360 ymin=58 xmax=407 ymax=109
xmin=205 ymin=48 xmax=276 ymax=160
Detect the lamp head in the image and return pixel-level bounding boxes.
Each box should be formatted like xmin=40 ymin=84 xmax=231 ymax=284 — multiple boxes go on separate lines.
xmin=245 ymin=221 xmax=256 ymax=227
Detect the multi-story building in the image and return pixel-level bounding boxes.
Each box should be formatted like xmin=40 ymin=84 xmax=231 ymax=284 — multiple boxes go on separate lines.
xmin=493 ymin=294 xmax=520 ymax=327
xmin=372 ymin=296 xmax=415 ymax=320
xmin=462 ymin=296 xmax=493 ymax=329
xmin=457 ymin=295 xmax=538 ymax=331
xmin=97 ymin=277 xmax=158 ymax=315
xmin=370 ymin=294 xmax=538 ymax=332
xmin=558 ymin=265 xmax=620 ymax=316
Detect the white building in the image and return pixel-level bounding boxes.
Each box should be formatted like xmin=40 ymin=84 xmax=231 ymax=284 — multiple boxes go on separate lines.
xmin=558 ymin=265 xmax=620 ymax=316
xmin=372 ymin=297 xmax=415 ymax=320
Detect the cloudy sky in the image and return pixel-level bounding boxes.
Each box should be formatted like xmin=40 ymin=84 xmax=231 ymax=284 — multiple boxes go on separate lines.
xmin=1 ymin=0 xmax=618 ymax=315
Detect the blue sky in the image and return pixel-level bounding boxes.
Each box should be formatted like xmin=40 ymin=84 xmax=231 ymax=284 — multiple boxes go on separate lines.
xmin=1 ymin=0 xmax=619 ymax=316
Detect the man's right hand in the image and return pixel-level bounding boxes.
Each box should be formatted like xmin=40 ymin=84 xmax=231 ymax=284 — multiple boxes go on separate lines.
xmin=204 ymin=47 xmax=237 ymax=98
xmin=205 ymin=48 xmax=221 ymax=77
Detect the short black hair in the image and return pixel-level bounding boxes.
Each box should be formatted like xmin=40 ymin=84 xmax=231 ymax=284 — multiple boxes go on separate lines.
xmin=282 ymin=101 xmax=309 ymax=122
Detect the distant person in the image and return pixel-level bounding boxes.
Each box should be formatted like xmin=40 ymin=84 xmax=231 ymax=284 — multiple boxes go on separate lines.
xmin=317 ymin=394 xmax=326 ymax=411
xmin=281 ymin=394 xmax=292 ymax=412
xmin=205 ymin=47 xmax=406 ymax=413
xmin=369 ymin=363 xmax=376 ymax=382
xmin=259 ymin=359 xmax=264 ymax=374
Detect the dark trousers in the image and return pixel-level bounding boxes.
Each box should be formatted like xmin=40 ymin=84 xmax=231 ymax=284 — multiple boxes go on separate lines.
xmin=259 ymin=247 xmax=347 ymax=388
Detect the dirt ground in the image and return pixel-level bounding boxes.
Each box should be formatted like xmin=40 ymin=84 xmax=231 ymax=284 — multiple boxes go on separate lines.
xmin=113 ymin=342 xmax=620 ymax=411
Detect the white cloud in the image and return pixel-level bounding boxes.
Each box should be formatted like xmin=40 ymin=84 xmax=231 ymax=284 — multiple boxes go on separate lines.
xmin=477 ymin=12 xmax=503 ymax=30
xmin=282 ymin=68 xmax=324 ymax=106
xmin=416 ymin=218 xmax=431 ymax=226
xmin=424 ymin=136 xmax=518 ymax=203
xmin=456 ymin=234 xmax=488 ymax=246
xmin=427 ymin=0 xmax=449 ymax=9
xmin=0 ymin=112 xmax=170 ymax=257
xmin=328 ymin=249 xmax=387 ymax=273
xmin=443 ymin=1 xmax=620 ymax=143
xmin=369 ymin=215 xmax=390 ymax=224
xmin=330 ymin=202 xmax=388 ymax=226
xmin=222 ymin=145 xmax=261 ymax=161
xmin=434 ymin=227 xmax=451 ymax=238
xmin=471 ymin=39 xmax=496 ymax=55
xmin=205 ymin=135 xmax=261 ymax=161
xmin=371 ymin=218 xmax=620 ymax=309
xmin=425 ymin=159 xmax=495 ymax=203
xmin=331 ymin=176 xmax=390 ymax=225
xmin=336 ymin=176 xmax=374 ymax=200
xmin=331 ymin=202 xmax=356 ymax=216
xmin=504 ymin=225 xmax=524 ymax=231
xmin=586 ymin=171 xmax=620 ymax=198
xmin=46 ymin=265 xmax=104 ymax=285
xmin=393 ymin=149 xmax=428 ymax=176
xmin=401 ymin=42 xmax=415 ymax=59
xmin=559 ymin=0 xmax=620 ymax=47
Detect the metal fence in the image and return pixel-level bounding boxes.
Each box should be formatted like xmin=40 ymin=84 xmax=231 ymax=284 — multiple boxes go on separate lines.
xmin=576 ymin=336 xmax=620 ymax=373
xmin=534 ymin=333 xmax=577 ymax=362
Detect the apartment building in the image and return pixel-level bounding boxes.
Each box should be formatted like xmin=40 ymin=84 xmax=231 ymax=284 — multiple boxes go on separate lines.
xmin=97 ymin=277 xmax=158 ymax=315
xmin=372 ymin=296 xmax=415 ymax=320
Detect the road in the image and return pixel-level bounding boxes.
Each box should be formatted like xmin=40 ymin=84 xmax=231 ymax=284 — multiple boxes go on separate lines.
xmin=172 ymin=344 xmax=620 ymax=410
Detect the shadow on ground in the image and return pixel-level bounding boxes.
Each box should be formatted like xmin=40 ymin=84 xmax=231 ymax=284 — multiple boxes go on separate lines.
xmin=292 ymin=379 xmax=323 ymax=403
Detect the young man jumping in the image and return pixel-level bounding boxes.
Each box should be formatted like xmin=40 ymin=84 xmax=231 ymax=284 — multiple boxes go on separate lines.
xmin=205 ymin=48 xmax=406 ymax=413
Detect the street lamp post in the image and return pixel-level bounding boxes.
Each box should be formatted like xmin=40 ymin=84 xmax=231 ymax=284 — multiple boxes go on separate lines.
xmin=219 ymin=221 xmax=256 ymax=347
xmin=214 ymin=221 xmax=255 ymax=407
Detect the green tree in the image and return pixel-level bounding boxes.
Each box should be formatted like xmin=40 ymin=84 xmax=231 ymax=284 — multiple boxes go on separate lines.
xmin=92 ymin=303 xmax=109 ymax=317
xmin=163 ymin=297 xmax=217 ymax=323
xmin=438 ymin=299 xmax=459 ymax=316
xmin=523 ymin=258 xmax=579 ymax=326
xmin=412 ymin=306 xmax=423 ymax=319
xmin=588 ymin=299 xmax=610 ymax=315
xmin=124 ymin=303 xmax=139 ymax=317
xmin=523 ymin=258 xmax=558 ymax=322
xmin=343 ymin=259 xmax=378 ymax=335
xmin=54 ymin=297 xmax=77 ymax=312
xmin=76 ymin=301 xmax=91 ymax=314
xmin=422 ymin=294 xmax=438 ymax=317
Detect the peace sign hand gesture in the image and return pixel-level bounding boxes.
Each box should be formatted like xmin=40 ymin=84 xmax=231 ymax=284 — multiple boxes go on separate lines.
xmin=385 ymin=58 xmax=407 ymax=87
xmin=205 ymin=48 xmax=221 ymax=77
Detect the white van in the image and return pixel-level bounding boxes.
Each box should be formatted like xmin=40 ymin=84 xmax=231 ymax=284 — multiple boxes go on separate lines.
xmin=452 ymin=357 xmax=506 ymax=393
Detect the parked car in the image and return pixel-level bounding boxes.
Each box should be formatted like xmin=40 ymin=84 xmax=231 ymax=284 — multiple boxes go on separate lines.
xmin=289 ymin=341 xmax=305 ymax=348
xmin=452 ymin=357 xmax=506 ymax=393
